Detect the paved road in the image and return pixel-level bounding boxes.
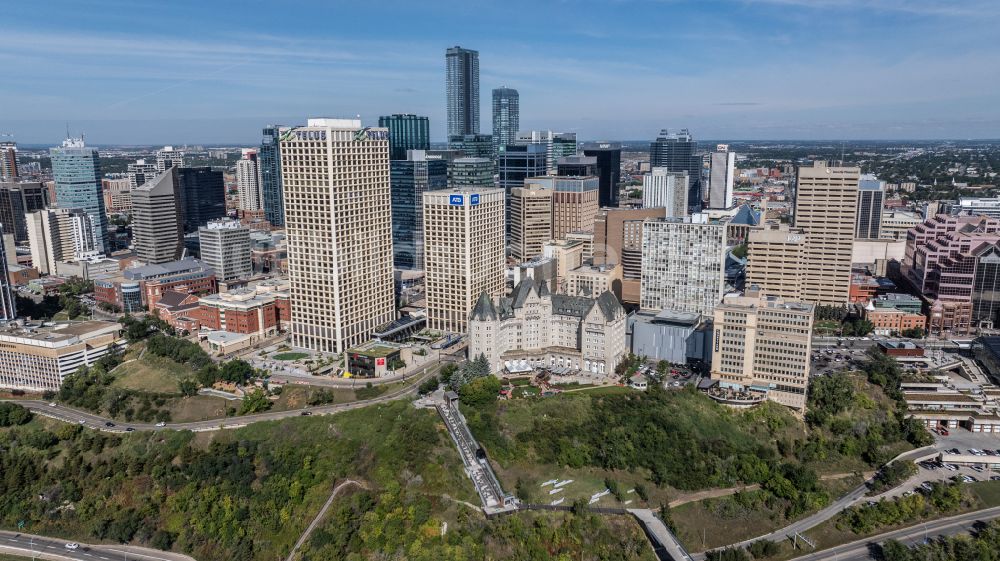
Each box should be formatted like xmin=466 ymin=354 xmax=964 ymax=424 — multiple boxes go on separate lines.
xmin=692 ymin=446 xmax=937 ymax=559
xmin=787 ymin=505 xmax=1000 ymax=560
xmin=0 ymin=530 xmax=195 ymax=561
xmin=14 ymin=365 xmax=439 ymax=433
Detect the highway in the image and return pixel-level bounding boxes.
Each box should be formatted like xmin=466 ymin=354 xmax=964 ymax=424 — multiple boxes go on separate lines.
xmin=14 ymin=365 xmax=439 ymax=433
xmin=0 ymin=530 xmax=195 ymax=561
xmin=787 ymin=505 xmax=1000 ymax=560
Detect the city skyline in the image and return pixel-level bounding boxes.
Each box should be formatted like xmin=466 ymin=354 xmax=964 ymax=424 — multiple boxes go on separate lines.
xmin=3 ymin=0 xmax=999 ymax=144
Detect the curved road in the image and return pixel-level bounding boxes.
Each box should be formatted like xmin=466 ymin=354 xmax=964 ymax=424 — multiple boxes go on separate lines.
xmin=13 ymin=365 xmax=439 ymax=433
xmin=0 ymin=530 xmax=195 ymax=561
xmin=691 ymin=446 xmax=938 ymax=559
xmin=788 ymin=505 xmax=1000 ymax=560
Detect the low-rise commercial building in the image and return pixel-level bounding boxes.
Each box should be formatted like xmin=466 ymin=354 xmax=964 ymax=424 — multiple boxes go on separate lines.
xmin=627 ymin=309 xmax=712 ymax=365
xmin=0 ymin=321 xmax=125 ymax=392
xmin=195 ymin=281 xmax=290 ymax=337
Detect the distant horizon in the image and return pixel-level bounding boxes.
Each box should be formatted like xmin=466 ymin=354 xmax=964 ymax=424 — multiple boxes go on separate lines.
xmin=12 ymin=138 xmax=1000 ymax=151
xmin=3 ymin=1 xmax=998 ymax=144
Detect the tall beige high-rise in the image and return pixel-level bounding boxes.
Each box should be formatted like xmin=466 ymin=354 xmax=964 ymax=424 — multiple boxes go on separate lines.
xmin=423 ymin=188 xmax=505 ymax=334
xmin=711 ymin=288 xmax=814 ymax=410
xmin=280 ymin=119 xmax=395 ymax=353
xmin=132 ymin=168 xmax=183 ymax=265
xmin=793 ymin=161 xmax=860 ymax=305
xmin=745 ymin=222 xmax=806 ymax=302
xmin=509 ymin=185 xmax=552 ymax=261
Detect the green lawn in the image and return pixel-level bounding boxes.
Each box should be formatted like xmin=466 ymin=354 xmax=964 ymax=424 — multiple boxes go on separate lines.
xmin=272 ymin=352 xmax=309 ymax=361
xmin=112 ymin=354 xmax=192 ymax=394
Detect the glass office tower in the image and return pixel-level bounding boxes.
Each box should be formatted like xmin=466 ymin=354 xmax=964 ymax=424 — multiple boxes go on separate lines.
xmin=491 ymin=87 xmax=519 ymax=160
xmin=260 ymin=125 xmax=287 ymax=227
xmin=379 ymin=114 xmax=430 ymax=161
xmin=50 ymin=138 xmax=109 ymax=253
xmin=390 ymin=150 xmax=448 ymax=270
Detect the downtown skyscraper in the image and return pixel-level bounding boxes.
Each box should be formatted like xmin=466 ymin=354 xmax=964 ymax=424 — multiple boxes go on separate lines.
xmin=378 ymin=114 xmax=430 ymax=160
xmin=279 ymin=119 xmax=395 ymax=353
xmin=650 ymin=129 xmax=701 ymax=212
xmin=50 ymin=137 xmax=109 ymax=253
xmin=446 ymin=46 xmax=480 ymax=137
xmin=491 ymin=87 xmax=519 ymax=159
xmin=259 ymin=125 xmax=288 ymax=227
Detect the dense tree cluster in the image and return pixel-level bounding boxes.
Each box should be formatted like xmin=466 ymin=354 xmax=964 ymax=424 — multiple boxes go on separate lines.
xmin=0 ymin=402 xmax=32 ymax=426
xmin=838 ymin=481 xmax=965 ymax=534
xmin=301 ymin=488 xmax=654 ymax=561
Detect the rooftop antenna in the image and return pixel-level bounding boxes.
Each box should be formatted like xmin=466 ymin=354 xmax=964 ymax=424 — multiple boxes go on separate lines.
xmin=66 ymin=122 xmax=70 ymax=139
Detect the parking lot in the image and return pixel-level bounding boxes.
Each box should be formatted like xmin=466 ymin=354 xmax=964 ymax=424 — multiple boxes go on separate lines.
xmin=810 ymin=346 xmax=870 ymax=376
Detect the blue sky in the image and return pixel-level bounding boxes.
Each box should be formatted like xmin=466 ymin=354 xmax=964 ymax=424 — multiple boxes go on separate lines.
xmin=2 ymin=0 xmax=999 ymax=144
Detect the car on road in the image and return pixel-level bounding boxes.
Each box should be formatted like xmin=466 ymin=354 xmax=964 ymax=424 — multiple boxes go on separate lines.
xmin=155 ymin=422 xmax=166 ymax=427
xmin=105 ymin=421 xmax=115 ymax=427
xmin=65 ymin=543 xmax=79 ymax=550
xmin=300 ymin=411 xmax=312 ymax=416
xmin=49 ymin=402 xmax=57 ymax=407
xmin=125 ymin=427 xmax=134 ymax=432
xmin=77 ymin=419 xmax=85 ymax=424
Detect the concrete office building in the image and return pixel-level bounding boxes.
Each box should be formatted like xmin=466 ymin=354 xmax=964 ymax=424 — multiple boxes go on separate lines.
xmin=50 ymin=137 xmax=109 ymax=253
xmin=0 ymin=181 xmax=48 ymax=243
xmin=525 ymin=175 xmax=599 ymax=240
xmin=198 ymin=219 xmax=251 ymax=283
xmin=793 ymin=161 xmax=861 ymax=306
xmin=593 ymin=207 xmax=666 ymax=305
xmin=448 ymin=157 xmax=494 ymax=190
xmin=509 ymin=185 xmax=553 ymax=262
xmin=177 ymin=167 xmax=226 ymax=233
xmin=259 ymin=125 xmax=289 ymax=227
xmin=516 ymin=131 xmax=577 ymax=174
xmin=391 ymin=150 xmax=448 ymax=270
xmin=236 ymin=148 xmax=262 ymax=212
xmin=491 ymin=88 xmax=519 ymax=160
xmin=279 ymin=119 xmax=395 ymax=353
xmin=745 ymin=222 xmax=807 ymax=302
xmin=856 ymin=174 xmax=885 ymax=239
xmin=0 ymin=142 xmax=17 ymax=179
xmin=640 ymin=214 xmax=728 ymax=315
xmin=0 ymin=321 xmax=126 ymax=392
xmin=127 ymin=159 xmax=158 ymax=189
xmin=446 ymin=46 xmax=480 ymax=136
xmin=649 ymin=129 xmax=700 ymax=212
xmin=710 ymin=289 xmax=814 ymax=410
xmin=583 ymin=145 xmax=622 ymax=208
xmin=952 ymin=197 xmax=1000 ymax=219
xmin=567 ymin=263 xmax=622 ymax=299
xmin=708 ymin=144 xmax=736 ymax=209
xmin=543 ymin=238 xmax=585 ymax=292
xmin=155 ymin=146 xmax=185 ymax=171
xmin=880 ymin=210 xmax=922 ymax=241
xmin=132 ymin=168 xmax=184 ymax=265
xmin=102 ymin=177 xmax=132 ymax=215
xmin=378 ymin=114 xmax=430 ymax=160
xmin=422 ymin=188 xmax=505 ymax=334
xmin=26 ymin=208 xmax=96 ymax=275
xmin=642 ymin=168 xmax=689 ymax=217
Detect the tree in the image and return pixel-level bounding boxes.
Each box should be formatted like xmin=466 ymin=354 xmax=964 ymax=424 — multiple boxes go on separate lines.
xmin=731 ymin=243 xmax=748 ymax=259
xmin=0 ymin=402 xmax=33 ymax=426
xmin=178 ymin=379 xmax=199 ymax=397
xmin=417 ymin=376 xmax=440 ymax=395
xmin=458 ymin=376 xmax=501 ymax=407
xmin=219 ymin=360 xmax=254 ymax=384
xmin=238 ymin=389 xmax=272 ymax=415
